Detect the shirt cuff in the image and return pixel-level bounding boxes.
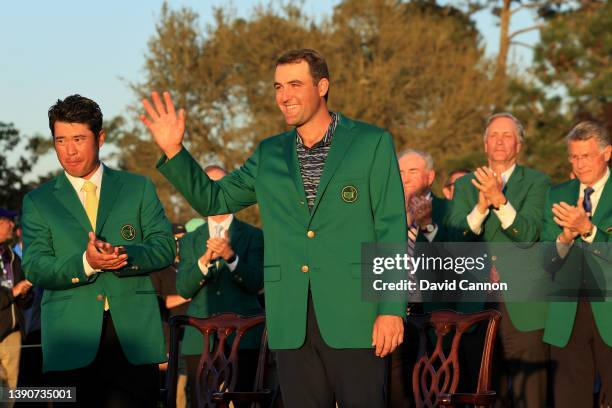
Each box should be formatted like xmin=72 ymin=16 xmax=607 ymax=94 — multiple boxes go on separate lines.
xmin=422 ymin=225 xmax=438 ymax=242
xmin=198 ymin=258 xmax=210 ymax=276
xmin=581 ymin=225 xmax=597 ymax=244
xmin=467 ymin=205 xmax=488 ymax=235
xmin=82 ymin=252 xmax=99 ymax=277
xmin=555 ymin=236 xmax=573 ymax=259
xmin=227 ymin=255 xmax=239 ymax=272
xmin=493 ymin=200 xmax=517 ymax=230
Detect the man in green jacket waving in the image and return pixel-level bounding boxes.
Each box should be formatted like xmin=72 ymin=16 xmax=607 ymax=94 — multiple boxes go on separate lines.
xmin=141 ymin=49 xmax=407 ymax=408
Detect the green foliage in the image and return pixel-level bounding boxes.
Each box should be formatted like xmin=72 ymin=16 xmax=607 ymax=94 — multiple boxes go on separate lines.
xmin=534 ymin=0 xmax=612 ymax=129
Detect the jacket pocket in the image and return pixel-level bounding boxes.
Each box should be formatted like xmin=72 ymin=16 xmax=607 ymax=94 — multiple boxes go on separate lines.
xmin=263 ymin=265 xmax=281 ymax=282
xmin=41 ymin=294 xmax=72 ymax=305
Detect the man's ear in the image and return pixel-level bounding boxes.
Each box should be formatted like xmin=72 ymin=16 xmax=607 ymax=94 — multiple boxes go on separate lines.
xmin=318 ymin=78 xmax=329 ymax=99
xmin=428 ymin=170 xmax=436 ymax=188
xmin=98 ymin=130 xmax=106 ymax=148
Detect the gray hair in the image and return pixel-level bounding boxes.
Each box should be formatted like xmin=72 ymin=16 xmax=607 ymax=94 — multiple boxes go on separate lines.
xmin=483 ymin=112 xmax=525 ymax=144
xmin=565 ymin=121 xmax=610 ymax=150
xmin=397 ymin=148 xmax=434 ymax=171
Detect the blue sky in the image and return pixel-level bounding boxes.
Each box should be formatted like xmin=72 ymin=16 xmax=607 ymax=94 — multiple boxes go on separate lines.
xmin=1 ymin=0 xmax=538 ymax=177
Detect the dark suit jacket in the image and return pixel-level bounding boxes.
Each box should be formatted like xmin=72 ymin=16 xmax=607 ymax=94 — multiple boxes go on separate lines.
xmin=177 ymin=218 xmax=264 ymax=353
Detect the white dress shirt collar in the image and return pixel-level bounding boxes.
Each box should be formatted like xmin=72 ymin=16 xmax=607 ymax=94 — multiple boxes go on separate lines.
xmin=207 ymin=215 xmax=234 ymax=238
xmin=64 ymin=163 xmax=104 ymax=202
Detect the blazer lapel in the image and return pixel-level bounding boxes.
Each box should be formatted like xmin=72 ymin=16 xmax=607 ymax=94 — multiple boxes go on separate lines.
xmin=53 ymin=173 xmax=92 ymax=234
xmin=487 ymin=165 xmax=524 ymax=240
xmin=309 ymin=114 xmax=356 ymax=220
xmin=229 ymin=218 xmax=246 ymax=252
xmin=282 ymin=130 xmax=311 ymax=222
xmin=96 ymin=166 xmax=123 ymax=235
xmin=592 ymin=175 xmax=612 ymax=225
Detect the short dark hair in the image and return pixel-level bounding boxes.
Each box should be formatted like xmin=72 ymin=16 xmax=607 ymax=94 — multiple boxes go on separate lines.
xmin=276 ymin=48 xmax=330 ymax=101
xmin=48 ymin=94 xmax=103 ymax=137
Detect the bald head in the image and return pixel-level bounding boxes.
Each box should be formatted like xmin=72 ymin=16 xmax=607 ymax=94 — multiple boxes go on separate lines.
xmin=204 ymin=165 xmax=228 ymax=181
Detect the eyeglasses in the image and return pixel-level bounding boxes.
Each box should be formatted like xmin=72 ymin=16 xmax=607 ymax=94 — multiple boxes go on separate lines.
xmin=568 ymin=152 xmax=603 ymax=163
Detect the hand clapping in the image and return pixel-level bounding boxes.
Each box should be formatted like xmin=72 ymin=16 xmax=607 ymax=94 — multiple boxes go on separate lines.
xmin=471 ymin=166 xmax=506 ymax=210
xmin=85 ymin=232 xmax=128 ymax=271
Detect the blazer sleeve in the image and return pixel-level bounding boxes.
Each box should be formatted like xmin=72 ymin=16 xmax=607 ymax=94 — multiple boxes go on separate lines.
xmin=157 ymin=146 xmax=259 ymax=217
xmin=22 ymin=193 xmax=95 ymax=290
xmin=368 ymin=131 xmax=408 ymax=317
xmin=225 ymin=226 xmax=264 ymax=294
xmin=176 ymin=230 xmax=211 ymax=299
xmin=446 ymin=176 xmax=480 ymax=242
xmin=114 ymin=177 xmax=176 ymax=277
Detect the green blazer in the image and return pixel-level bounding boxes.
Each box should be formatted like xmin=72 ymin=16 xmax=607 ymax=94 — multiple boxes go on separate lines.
xmin=542 ymin=175 xmax=612 ymax=347
xmin=178 ymin=218 xmax=264 ymax=354
xmin=446 ymin=165 xmax=551 ymax=330
xmin=158 ymin=114 xmax=407 ymax=350
xmin=21 ymin=167 xmax=175 ymax=372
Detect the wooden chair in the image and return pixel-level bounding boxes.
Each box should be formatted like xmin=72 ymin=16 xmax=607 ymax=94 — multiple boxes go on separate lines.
xmin=407 ymin=309 xmax=501 ymax=408
xmin=166 ymin=313 xmax=273 ymax=408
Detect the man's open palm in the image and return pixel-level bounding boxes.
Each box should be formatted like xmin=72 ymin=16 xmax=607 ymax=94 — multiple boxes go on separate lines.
xmin=140 ymin=91 xmax=186 ymax=159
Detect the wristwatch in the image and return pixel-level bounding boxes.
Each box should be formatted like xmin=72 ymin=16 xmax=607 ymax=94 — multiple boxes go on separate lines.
xmin=420 ymin=223 xmax=435 ymax=233
xmin=581 ymin=224 xmax=594 ymax=240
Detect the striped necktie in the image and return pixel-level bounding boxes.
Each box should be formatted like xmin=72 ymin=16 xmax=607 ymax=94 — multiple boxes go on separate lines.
xmin=407 ymin=223 xmax=421 ymax=306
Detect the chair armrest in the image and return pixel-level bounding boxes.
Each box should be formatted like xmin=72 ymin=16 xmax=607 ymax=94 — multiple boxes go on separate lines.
xmin=211 ymin=390 xmax=272 ymax=404
xmin=439 ymin=391 xmax=496 ymax=406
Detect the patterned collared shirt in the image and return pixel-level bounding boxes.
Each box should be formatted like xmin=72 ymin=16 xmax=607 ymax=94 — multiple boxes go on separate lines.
xmin=296 ymin=112 xmax=339 ymax=211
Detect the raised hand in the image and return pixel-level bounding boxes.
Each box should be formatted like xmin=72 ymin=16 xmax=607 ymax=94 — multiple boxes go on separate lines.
xmin=207 ymin=231 xmax=235 ymax=261
xmin=472 ymin=166 xmax=506 ymax=209
xmin=552 ymin=199 xmax=592 ymax=243
xmin=410 ymin=195 xmax=433 ymax=229
xmin=140 ymin=91 xmax=186 ymax=159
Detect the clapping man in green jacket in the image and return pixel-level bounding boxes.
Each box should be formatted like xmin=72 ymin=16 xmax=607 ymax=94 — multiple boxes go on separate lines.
xmin=22 ymin=95 xmax=175 ymax=407
xmin=542 ymin=121 xmax=612 ymax=407
xmin=141 ymin=48 xmax=407 ymax=408
xmin=447 ymin=113 xmax=550 ymax=408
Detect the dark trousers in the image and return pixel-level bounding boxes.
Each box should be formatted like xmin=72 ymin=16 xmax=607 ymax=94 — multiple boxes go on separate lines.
xmin=45 ymin=311 xmax=159 ymax=408
xmin=17 ymin=329 xmax=43 ymax=387
xmin=275 ymin=294 xmax=388 ymax=408
xmin=550 ymin=301 xmax=612 ymax=408
xmin=493 ymin=302 xmax=548 ymax=408
xmin=389 ymin=319 xmax=419 ymax=408
xmin=185 ymin=348 xmax=259 ymax=407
